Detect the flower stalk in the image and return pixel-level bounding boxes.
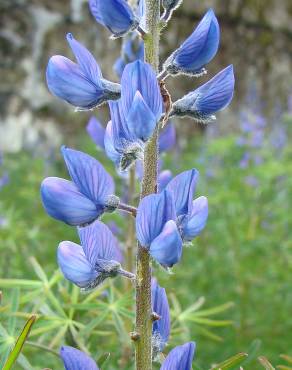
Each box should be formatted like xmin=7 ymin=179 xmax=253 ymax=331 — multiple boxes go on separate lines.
xmin=135 ymin=1 xmax=161 ymax=369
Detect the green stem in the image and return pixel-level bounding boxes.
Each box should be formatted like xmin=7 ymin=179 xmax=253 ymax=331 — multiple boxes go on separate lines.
xmin=135 ymin=1 xmax=160 ymax=370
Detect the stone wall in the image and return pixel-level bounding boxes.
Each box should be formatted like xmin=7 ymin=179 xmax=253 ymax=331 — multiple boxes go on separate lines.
xmin=0 ymin=0 xmax=291 ymax=152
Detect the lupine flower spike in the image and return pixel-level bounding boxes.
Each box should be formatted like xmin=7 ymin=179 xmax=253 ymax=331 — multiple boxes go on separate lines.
xmin=89 ymin=0 xmax=140 ymax=38
xmin=58 ymin=220 xmax=132 ymax=290
xmin=41 ymin=147 xmax=116 ymax=226
xmin=162 ymin=9 xmax=220 ymax=78
xmin=166 ymin=169 xmax=208 ymax=242
xmin=46 ymin=33 xmax=120 ymax=110
xmin=171 ymin=65 xmax=235 ymax=123
xmin=60 ymin=346 xmax=99 ymax=370
xmin=136 ymin=189 xmax=182 ymax=267
xmin=160 ymin=342 xmax=196 ymax=370
xmin=152 ymin=278 xmax=170 ymax=358
xmin=105 ymin=60 xmax=163 ymax=171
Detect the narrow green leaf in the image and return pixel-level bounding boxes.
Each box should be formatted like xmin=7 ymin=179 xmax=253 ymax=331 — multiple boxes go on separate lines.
xmin=2 ymin=315 xmax=36 ymax=370
xmin=8 ymin=288 xmax=20 ymax=335
xmin=0 ymin=279 xmax=42 ymax=289
xmin=258 ymin=356 xmax=275 ymax=369
xmin=29 ymin=257 xmax=48 ymax=284
xmin=179 ymin=297 xmax=205 ymax=319
xmin=277 ymin=366 xmax=292 ymax=370
xmin=192 ymin=302 xmax=235 ymax=317
xmin=186 ymin=316 xmax=233 ymax=327
xmin=97 ymin=352 xmax=110 ymax=367
xmin=211 ymin=352 xmax=248 ymax=370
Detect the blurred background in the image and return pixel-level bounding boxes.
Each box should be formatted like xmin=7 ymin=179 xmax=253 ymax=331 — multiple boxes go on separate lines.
xmin=0 ymin=0 xmax=291 ymax=369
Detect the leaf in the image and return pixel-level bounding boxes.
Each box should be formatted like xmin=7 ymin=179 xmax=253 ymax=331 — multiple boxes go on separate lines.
xmin=210 ymin=352 xmax=248 ymax=370
xmin=8 ymin=288 xmax=20 ymax=335
xmin=97 ymin=352 xmax=111 ymax=367
xmin=2 ymin=315 xmax=36 ymax=370
xmin=29 ymin=257 xmax=48 ymax=284
xmin=192 ymin=302 xmax=235 ymax=317
xmin=185 ymin=316 xmax=233 ymax=327
xmin=0 ymin=279 xmax=42 ymax=289
xmin=258 ymin=357 xmax=275 ymax=369
xmin=280 ymin=355 xmax=292 ymax=365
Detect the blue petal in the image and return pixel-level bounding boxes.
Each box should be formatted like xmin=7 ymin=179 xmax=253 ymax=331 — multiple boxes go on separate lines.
xmin=109 ymin=100 xmax=133 ymax=145
xmin=114 ymin=57 xmax=125 ymax=78
xmin=61 ymin=147 xmax=114 ymax=208
xmin=174 ymin=9 xmax=219 ymax=73
xmin=41 ymin=177 xmax=98 ymax=226
xmin=89 ymin=0 xmax=137 ymax=36
xmin=158 ymin=170 xmax=173 ymax=192
xmin=86 ymin=116 xmax=105 ymax=150
xmin=127 ymin=91 xmax=156 ymax=141
xmin=152 ymin=279 xmax=170 ymax=350
xmin=159 ymin=122 xmax=176 ymax=153
xmin=57 ymin=242 xmax=97 ymax=288
xmin=46 ymin=56 xmax=103 ymax=109
xmin=104 ymin=121 xmax=122 ymax=165
xmin=150 ymin=220 xmax=182 ymax=267
xmin=166 ymin=169 xmax=199 ymax=216
xmin=136 ymin=190 xmax=176 ymax=247
xmin=194 ymin=65 xmax=235 ymax=115
xmin=60 ymin=346 xmax=99 ymax=370
xmin=121 ymin=60 xmax=163 ymax=121
xmin=182 ymin=196 xmax=208 ymax=241
xmin=66 ymin=33 xmax=103 ymax=87
xmin=78 ymin=220 xmax=122 ymax=266
xmin=160 ymin=342 xmax=196 ymax=370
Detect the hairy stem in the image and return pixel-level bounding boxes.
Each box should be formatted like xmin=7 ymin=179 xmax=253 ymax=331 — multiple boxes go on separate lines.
xmin=135 ymin=1 xmax=160 ymax=370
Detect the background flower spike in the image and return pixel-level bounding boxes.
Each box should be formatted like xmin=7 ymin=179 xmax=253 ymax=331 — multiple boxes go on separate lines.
xmin=60 ymin=346 xmax=99 ymax=370
xmin=89 ymin=0 xmax=139 ymax=38
xmin=160 ymin=342 xmax=196 ymax=370
xmin=171 ymin=65 xmax=235 ymax=122
xmin=163 ymin=9 xmax=220 ymax=77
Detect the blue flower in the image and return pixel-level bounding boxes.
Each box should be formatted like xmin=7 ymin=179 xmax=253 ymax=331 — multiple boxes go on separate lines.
xmin=105 ymin=60 xmax=163 ymax=171
xmin=89 ymin=0 xmax=139 ymax=37
xmin=60 ymin=346 xmax=99 ymax=370
xmin=166 ymin=169 xmax=208 ymax=242
xmin=158 ymin=170 xmax=173 ymax=192
xmin=114 ymin=34 xmax=144 ymax=77
xmin=163 ymin=9 xmax=219 ymax=77
xmin=136 ymin=190 xmax=182 ymax=267
xmin=58 ymin=220 xmax=131 ymax=290
xmin=160 ymin=342 xmax=196 ymax=370
xmin=41 ymin=147 xmax=116 ymax=226
xmin=152 ymin=278 xmax=170 ymax=357
xmin=87 ymin=116 xmax=105 ymax=151
xmin=46 ymin=33 xmax=120 ymax=110
xmin=171 ymin=65 xmax=235 ymax=122
xmin=159 ymin=122 xmax=176 ymax=153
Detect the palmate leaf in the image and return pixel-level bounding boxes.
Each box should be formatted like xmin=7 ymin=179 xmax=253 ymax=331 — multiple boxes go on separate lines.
xmin=2 ymin=315 xmax=36 ymax=370
xmin=210 ymin=352 xmax=248 ymax=370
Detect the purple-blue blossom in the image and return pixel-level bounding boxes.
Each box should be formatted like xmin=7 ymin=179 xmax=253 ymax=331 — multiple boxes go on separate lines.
xmin=60 ymin=346 xmax=99 ymax=370
xmin=89 ymin=0 xmax=139 ymax=37
xmin=58 ymin=220 xmax=130 ymax=290
xmin=163 ymin=9 xmax=219 ymax=77
xmin=152 ymin=278 xmax=170 ymax=356
xmin=105 ymin=60 xmax=163 ymax=170
xmin=114 ymin=33 xmax=144 ymax=77
xmin=171 ymin=65 xmax=235 ymax=122
xmin=46 ymin=33 xmax=120 ymax=110
xmin=160 ymin=342 xmax=196 ymax=370
xmin=159 ymin=122 xmax=176 ymax=153
xmin=87 ymin=116 xmax=105 ymax=151
xmin=166 ymin=169 xmax=208 ymax=242
xmin=41 ymin=147 xmax=115 ymax=226
xmin=136 ymin=189 xmax=182 ymax=267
